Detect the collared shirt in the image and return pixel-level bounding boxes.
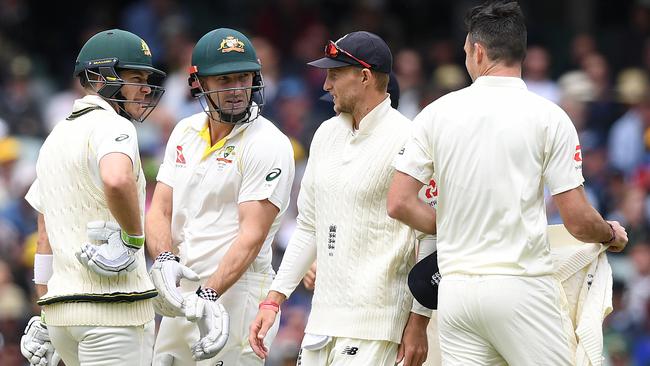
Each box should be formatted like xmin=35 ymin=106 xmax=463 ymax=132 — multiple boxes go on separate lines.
xmin=157 ymin=111 xmax=295 ymax=278
xmin=395 ymin=76 xmax=584 ymax=277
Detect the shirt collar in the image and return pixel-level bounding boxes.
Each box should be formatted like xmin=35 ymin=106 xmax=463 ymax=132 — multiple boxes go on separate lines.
xmin=189 ymin=103 xmax=260 ymax=135
xmin=472 ymin=76 xmax=527 ymax=89
xmin=71 ymin=94 xmax=116 ymax=114
xmin=190 ymin=114 xmax=252 ymax=138
xmin=339 ymin=95 xmax=392 ymax=135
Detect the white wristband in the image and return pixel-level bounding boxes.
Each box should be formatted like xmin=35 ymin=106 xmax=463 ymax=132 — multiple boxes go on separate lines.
xmin=33 ymin=254 xmax=54 ymax=285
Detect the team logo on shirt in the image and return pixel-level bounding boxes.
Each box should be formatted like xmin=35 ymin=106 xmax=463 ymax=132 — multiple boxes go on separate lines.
xmin=176 ymin=145 xmax=186 ymax=165
xmin=216 ymin=145 xmax=235 ymax=164
xmin=328 ymin=224 xmax=336 ymax=257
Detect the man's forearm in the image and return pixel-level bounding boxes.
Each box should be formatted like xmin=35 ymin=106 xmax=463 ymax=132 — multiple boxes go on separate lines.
xmin=266 ymin=290 xmax=287 ymax=305
xmin=35 ymin=214 xmax=52 ymax=298
xmin=568 ymin=207 xmax=613 ymax=243
xmin=104 ymin=177 xmax=142 ymax=236
xmin=145 ymin=209 xmax=174 ymax=259
xmin=554 ymin=187 xmax=614 ymax=244
xmin=204 ymin=231 xmax=263 ymax=295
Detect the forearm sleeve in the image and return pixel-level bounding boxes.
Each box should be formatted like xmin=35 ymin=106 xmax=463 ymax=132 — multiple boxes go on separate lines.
xmin=269 ymin=226 xmax=317 ymax=299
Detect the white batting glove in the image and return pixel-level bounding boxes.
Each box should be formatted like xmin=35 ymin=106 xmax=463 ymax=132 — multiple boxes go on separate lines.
xmin=20 ymin=316 xmax=61 ymax=366
xmin=150 ymin=251 xmax=200 ymax=317
xmin=76 ymin=221 xmax=141 ymax=277
xmin=184 ymin=287 xmax=229 ymax=360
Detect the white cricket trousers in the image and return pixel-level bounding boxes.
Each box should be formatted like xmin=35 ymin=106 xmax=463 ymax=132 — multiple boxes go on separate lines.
xmin=438 ymin=274 xmax=576 ymax=366
xmin=48 ymin=320 xmax=154 ymax=366
xmin=153 ymin=271 xmax=279 ymax=366
xmin=298 ymin=336 xmax=398 ymax=366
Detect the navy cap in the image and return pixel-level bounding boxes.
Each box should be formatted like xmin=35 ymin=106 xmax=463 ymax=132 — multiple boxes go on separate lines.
xmin=320 ymin=72 xmax=400 ymax=108
xmin=308 ymin=31 xmax=392 ymax=74
xmin=407 ymin=251 xmax=440 ymax=310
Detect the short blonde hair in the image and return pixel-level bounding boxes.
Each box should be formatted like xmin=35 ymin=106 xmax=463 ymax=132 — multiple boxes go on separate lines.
xmin=372 ymin=71 xmax=389 ymax=92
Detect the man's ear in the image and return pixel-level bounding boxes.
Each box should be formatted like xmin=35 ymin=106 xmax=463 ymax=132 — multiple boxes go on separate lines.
xmin=361 ymin=68 xmax=372 ymax=86
xmin=475 ymin=42 xmax=485 ymax=65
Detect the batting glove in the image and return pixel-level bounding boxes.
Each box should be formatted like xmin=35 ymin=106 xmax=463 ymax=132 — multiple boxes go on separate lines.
xmin=76 ymin=221 xmax=142 ymax=277
xmin=150 ymin=251 xmax=200 ymax=317
xmin=20 ymin=316 xmax=61 ymax=366
xmin=185 ymin=287 xmax=229 ymax=360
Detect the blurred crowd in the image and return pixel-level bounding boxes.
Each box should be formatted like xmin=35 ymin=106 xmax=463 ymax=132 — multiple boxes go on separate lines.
xmin=0 ymin=0 xmax=650 ymax=365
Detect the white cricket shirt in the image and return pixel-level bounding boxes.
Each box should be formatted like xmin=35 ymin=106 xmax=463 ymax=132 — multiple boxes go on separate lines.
xmin=395 ymin=76 xmax=584 ymax=277
xmin=157 ymin=109 xmax=295 ymax=279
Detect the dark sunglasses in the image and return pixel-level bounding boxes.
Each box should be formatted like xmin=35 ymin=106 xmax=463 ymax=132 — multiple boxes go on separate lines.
xmin=324 ymin=40 xmax=372 ymax=69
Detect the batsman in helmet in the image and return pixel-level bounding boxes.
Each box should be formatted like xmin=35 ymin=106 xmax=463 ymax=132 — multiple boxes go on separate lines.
xmin=147 ymin=28 xmax=295 ymax=365
xmin=21 ymin=29 xmax=165 ymax=366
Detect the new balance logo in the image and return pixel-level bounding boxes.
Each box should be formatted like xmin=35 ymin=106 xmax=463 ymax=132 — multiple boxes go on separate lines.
xmin=341 ymin=346 xmax=359 ymax=355
xmin=431 ymin=271 xmax=442 ymax=285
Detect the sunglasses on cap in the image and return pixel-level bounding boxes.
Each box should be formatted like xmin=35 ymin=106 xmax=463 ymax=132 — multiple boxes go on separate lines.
xmin=324 ymin=40 xmax=372 ymax=69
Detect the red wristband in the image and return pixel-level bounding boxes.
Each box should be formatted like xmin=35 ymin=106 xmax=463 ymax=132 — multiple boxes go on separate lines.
xmin=259 ymin=300 xmax=280 ymax=313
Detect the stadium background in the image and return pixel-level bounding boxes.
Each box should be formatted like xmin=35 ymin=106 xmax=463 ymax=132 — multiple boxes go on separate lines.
xmin=0 ymin=0 xmax=648 ymax=365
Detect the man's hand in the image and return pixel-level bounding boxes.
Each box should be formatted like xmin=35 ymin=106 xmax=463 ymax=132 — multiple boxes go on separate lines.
xmin=302 ymin=262 xmax=317 ymax=291
xmin=396 ymin=313 xmax=429 ymax=366
xmin=149 ymin=251 xmax=200 ymax=317
xmin=184 ymin=287 xmax=229 ymax=360
xmin=606 ymin=220 xmax=628 ymax=253
xmin=20 ymin=316 xmax=61 ymax=366
xmin=76 ymin=221 xmax=139 ymax=277
xmin=248 ymin=307 xmax=278 ymax=359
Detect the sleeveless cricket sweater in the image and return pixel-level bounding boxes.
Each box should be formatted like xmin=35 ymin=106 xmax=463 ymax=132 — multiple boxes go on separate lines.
xmin=35 ymin=103 xmax=155 ymax=326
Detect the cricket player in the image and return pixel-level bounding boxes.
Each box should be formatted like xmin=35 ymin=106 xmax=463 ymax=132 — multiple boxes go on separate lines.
xmin=146 ymin=28 xmax=295 ymax=365
xmin=249 ymin=31 xmax=429 ymax=366
xmin=387 ymin=1 xmax=628 ymax=365
xmin=20 ymin=29 xmax=166 ymax=366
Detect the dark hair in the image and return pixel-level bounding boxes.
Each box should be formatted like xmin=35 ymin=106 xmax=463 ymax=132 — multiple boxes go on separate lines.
xmin=464 ymin=1 xmax=527 ymax=65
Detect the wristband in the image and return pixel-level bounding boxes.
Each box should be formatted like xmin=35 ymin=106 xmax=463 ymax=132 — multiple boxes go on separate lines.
xmin=121 ymin=231 xmax=145 ymax=249
xmin=259 ymin=300 xmax=280 ymax=313
xmin=33 ymin=254 xmax=54 ymax=285
xmin=155 ymin=251 xmax=180 ymax=262
xmin=602 ymin=223 xmax=616 ymax=245
xmin=196 ymin=286 xmax=220 ymax=302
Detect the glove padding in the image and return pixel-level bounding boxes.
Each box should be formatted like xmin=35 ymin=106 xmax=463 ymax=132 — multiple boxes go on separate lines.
xmin=184 ymin=292 xmax=229 ymax=360
xmin=20 ymin=316 xmax=61 ymax=366
xmin=76 ymin=221 xmax=138 ymax=277
xmin=150 ymin=252 xmax=200 ymax=317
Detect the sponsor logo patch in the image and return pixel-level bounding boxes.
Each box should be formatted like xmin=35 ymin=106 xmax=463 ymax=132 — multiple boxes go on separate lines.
xmin=265 ymin=168 xmax=282 ymax=181
xmin=176 ymin=145 xmax=186 ymax=165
